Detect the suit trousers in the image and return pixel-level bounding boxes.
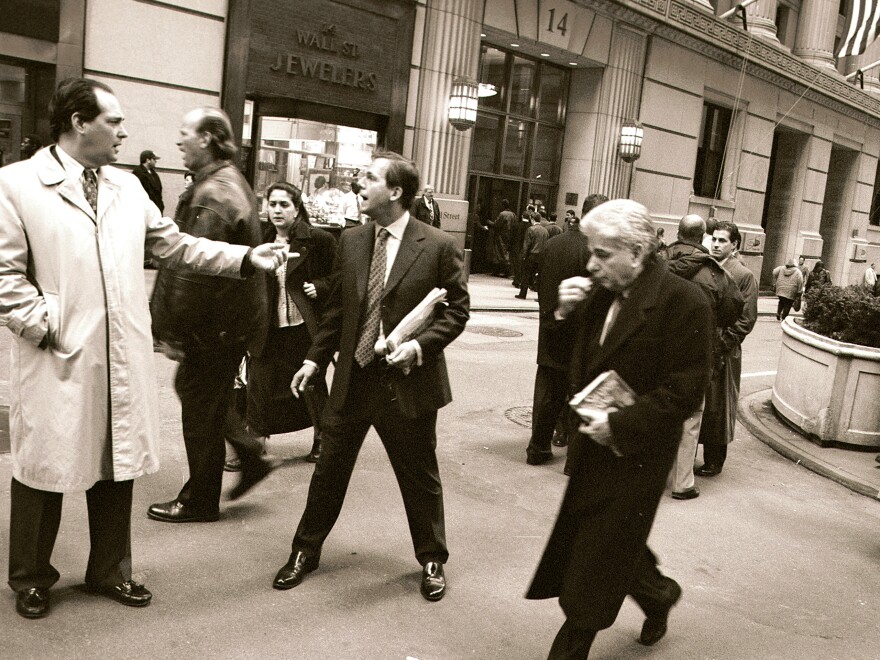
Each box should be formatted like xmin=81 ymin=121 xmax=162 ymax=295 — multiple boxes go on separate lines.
xmin=174 ymin=345 xmax=265 ymax=513
xmin=519 ymin=255 xmax=541 ymax=297
xmin=291 ymin=360 xmax=448 ymax=565
xmin=528 ymin=365 xmax=571 ymax=455
xmin=8 ymin=477 xmax=133 ymax=591
xmin=670 ymin=396 xmax=704 ymax=492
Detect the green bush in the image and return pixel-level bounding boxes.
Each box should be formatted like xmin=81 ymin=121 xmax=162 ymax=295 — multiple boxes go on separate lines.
xmin=802 ymin=284 xmax=880 ymax=348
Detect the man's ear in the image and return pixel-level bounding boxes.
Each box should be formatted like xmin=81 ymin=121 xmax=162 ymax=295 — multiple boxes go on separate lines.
xmin=71 ymin=112 xmax=88 ymax=134
xmin=389 ymin=186 xmax=403 ymax=203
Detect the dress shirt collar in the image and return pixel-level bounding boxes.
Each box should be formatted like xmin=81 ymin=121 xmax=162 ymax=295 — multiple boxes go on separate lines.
xmin=376 ymin=211 xmax=410 ymax=241
xmin=54 ymin=144 xmax=91 ymax=181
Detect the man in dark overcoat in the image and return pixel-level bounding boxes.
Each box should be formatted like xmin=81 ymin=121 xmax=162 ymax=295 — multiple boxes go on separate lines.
xmin=526 ymin=199 xmax=713 ymax=658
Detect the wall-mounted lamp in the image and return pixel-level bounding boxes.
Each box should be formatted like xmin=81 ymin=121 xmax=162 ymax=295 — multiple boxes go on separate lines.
xmin=448 ymin=77 xmax=479 ymax=131
xmin=618 ymin=120 xmax=644 ymax=163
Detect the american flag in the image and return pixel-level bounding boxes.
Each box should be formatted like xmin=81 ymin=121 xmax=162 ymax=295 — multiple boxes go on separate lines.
xmin=838 ymin=0 xmax=880 ymax=58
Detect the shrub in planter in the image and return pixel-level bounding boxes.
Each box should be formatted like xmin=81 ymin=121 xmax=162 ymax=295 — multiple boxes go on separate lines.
xmin=802 ymin=284 xmax=880 ymax=349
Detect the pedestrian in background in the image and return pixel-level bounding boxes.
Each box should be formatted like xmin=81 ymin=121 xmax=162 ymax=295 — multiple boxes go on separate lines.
xmin=516 ymin=211 xmax=550 ymax=299
xmin=772 ymin=258 xmax=803 ymax=321
xmin=488 ymin=198 xmax=514 ymax=276
xmin=148 ymin=107 xmax=276 ymax=523
xmin=805 ymin=260 xmax=831 ymax=294
xmin=411 ymin=183 xmax=441 ymax=228
xmin=19 ymin=134 xmax=42 ymax=160
xmin=510 ymin=204 xmax=533 ymax=287
xmin=863 ymin=262 xmax=876 ymax=291
xmin=0 ymin=78 xmax=285 ymax=620
xmin=241 ymin=181 xmax=336 ymax=465
xmin=132 ymin=149 xmax=164 ymax=213
xmin=527 ymin=199 xmax=713 ymax=658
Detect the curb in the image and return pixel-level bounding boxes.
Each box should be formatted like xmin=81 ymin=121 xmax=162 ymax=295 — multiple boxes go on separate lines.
xmin=738 ymin=389 xmax=880 ymax=500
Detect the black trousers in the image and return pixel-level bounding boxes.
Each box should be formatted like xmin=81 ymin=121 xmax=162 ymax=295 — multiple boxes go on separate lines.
xmin=703 ymin=442 xmax=728 ymax=468
xmin=174 ymin=345 xmax=264 ymax=513
xmin=528 ymin=365 xmax=572 ymax=454
xmin=548 ymin=546 xmax=674 ymax=659
xmin=291 ymin=360 xmax=448 ymax=565
xmin=8 ymin=477 xmax=133 ymax=591
xmin=777 ymin=296 xmax=794 ymax=320
xmin=519 ymin=255 xmax=541 ymax=297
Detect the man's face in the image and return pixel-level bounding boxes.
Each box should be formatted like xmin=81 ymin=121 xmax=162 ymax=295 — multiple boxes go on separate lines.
xmin=424 ymin=186 xmax=434 ymax=201
xmin=798 ymin=256 xmax=805 ymax=266
xmin=177 ymin=110 xmax=210 ymax=172
xmin=585 ymin=225 xmax=643 ymax=292
xmin=711 ymin=229 xmax=736 ymax=262
xmin=79 ymin=89 xmax=128 ymax=167
xmin=146 ymin=156 xmax=157 ymax=170
xmin=358 ymin=158 xmax=399 ymax=221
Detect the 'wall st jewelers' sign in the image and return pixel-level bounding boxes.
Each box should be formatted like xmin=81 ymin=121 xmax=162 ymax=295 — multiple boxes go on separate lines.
xmin=270 ymin=24 xmax=378 ymax=92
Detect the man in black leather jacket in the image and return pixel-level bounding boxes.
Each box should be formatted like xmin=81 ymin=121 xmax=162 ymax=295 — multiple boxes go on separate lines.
xmin=147 ymin=107 xmax=273 ymax=522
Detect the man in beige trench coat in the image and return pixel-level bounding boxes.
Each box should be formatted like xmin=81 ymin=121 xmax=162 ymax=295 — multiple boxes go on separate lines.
xmin=0 ymin=78 xmax=286 ymax=619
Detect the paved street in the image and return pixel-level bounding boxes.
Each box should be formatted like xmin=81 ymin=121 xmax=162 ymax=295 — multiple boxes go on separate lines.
xmin=1 ymin=277 xmax=879 ymax=659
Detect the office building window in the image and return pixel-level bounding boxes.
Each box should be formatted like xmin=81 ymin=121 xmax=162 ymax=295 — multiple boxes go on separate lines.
xmin=870 ymin=160 xmax=880 ymax=226
xmin=693 ymin=101 xmax=733 ymax=199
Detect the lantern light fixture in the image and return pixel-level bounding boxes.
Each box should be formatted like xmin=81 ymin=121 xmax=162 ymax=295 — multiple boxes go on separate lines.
xmin=618 ymin=120 xmax=644 ymax=163
xmin=448 ymin=77 xmax=479 ymax=131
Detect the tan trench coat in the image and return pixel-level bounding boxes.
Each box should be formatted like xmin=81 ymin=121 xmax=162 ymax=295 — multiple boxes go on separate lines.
xmin=0 ymin=148 xmax=250 ymax=492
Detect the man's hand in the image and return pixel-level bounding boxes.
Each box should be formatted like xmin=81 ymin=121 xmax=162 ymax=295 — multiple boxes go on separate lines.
xmin=290 ymin=362 xmax=319 ymax=399
xmin=303 ymin=282 xmax=318 ymax=299
xmin=385 ymin=341 xmax=418 ymax=373
xmin=578 ymin=408 xmax=612 ymax=445
xmin=250 ymin=244 xmax=296 ymax=273
xmin=557 ymin=276 xmax=593 ymax=318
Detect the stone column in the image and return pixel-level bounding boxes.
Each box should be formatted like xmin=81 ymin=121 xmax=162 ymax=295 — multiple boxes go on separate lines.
xmin=588 ymin=25 xmax=647 ymax=200
xmin=745 ymin=0 xmax=780 ymax=42
xmin=407 ymin=0 xmax=482 ymax=198
xmin=792 ymin=0 xmax=838 ymax=71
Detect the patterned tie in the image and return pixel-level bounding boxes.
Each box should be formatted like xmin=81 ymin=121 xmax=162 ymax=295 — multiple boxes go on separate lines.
xmin=354 ymin=228 xmax=390 ymax=367
xmin=82 ymin=168 xmax=98 ymax=214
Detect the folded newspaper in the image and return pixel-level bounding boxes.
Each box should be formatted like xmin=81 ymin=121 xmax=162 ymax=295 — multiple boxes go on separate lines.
xmin=569 ymin=370 xmax=636 ymax=421
xmin=374 ymin=287 xmax=447 ymax=357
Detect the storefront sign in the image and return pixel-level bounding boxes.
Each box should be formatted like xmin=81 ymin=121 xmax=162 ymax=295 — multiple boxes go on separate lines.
xmin=270 ymin=25 xmax=378 ymax=92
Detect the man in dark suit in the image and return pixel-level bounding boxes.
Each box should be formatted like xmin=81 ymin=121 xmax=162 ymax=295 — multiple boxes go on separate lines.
xmin=526 ymin=193 xmax=606 ymax=466
xmin=411 ymin=183 xmax=441 ymax=228
xmin=273 ymin=151 xmax=469 ymax=601
xmin=132 ymin=149 xmax=164 ymax=213
xmin=526 ymin=200 xmax=713 ymax=658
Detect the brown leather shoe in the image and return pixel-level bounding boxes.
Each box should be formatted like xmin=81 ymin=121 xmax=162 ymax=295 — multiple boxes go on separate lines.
xmin=273 ymin=551 xmax=319 ymax=590
xmin=16 ymin=587 xmax=50 ymax=619
xmin=420 ymin=562 xmax=446 ymax=602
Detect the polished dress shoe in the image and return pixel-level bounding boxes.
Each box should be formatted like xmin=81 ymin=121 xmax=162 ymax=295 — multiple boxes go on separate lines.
xmin=514 ymin=294 xmax=527 ymax=300
xmin=671 ymin=486 xmax=700 ymax=500
xmin=420 ymin=562 xmax=446 ymax=602
xmin=273 ymin=551 xmax=319 ymax=590
xmin=639 ymin=578 xmax=682 ymax=646
xmin=551 ymin=434 xmax=568 ymax=448
xmin=526 ymin=450 xmax=552 ymax=466
xmin=694 ymin=464 xmax=722 ymax=477
xmin=16 ymin=587 xmax=49 ymax=619
xmin=305 ymin=439 xmax=321 ymax=463
xmin=89 ymin=580 xmax=152 ymax=607
xmin=147 ymin=500 xmax=219 ymax=523
xmin=228 ymin=457 xmax=275 ymax=501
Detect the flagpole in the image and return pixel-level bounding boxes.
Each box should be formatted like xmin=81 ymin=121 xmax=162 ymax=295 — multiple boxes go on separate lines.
xmin=718 ymin=0 xmax=759 ymax=20
xmin=845 ymin=58 xmax=880 ymax=80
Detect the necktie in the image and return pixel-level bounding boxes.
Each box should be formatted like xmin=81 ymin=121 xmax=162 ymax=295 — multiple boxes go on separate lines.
xmin=82 ymin=169 xmax=98 ymax=214
xmin=599 ymin=296 xmax=622 ymax=346
xmin=355 ymin=228 xmax=390 ymax=367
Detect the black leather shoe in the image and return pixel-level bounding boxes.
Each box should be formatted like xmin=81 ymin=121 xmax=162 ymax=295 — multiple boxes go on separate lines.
xmin=147 ymin=500 xmax=219 ymax=523
xmin=228 ymin=458 xmax=275 ymax=501
xmin=551 ymin=434 xmax=568 ymax=448
xmin=273 ymin=551 xmax=319 ymax=590
xmin=90 ymin=581 xmax=152 ymax=607
xmin=526 ymin=450 xmax=552 ymax=466
xmin=514 ymin=294 xmax=527 ymax=300
xmin=16 ymin=587 xmax=49 ymax=618
xmin=420 ymin=562 xmax=446 ymax=602
xmin=694 ymin=464 xmax=722 ymax=477
xmin=305 ymin=439 xmax=321 ymax=463
xmin=671 ymin=486 xmax=700 ymax=500
xmin=639 ymin=578 xmax=682 ymax=646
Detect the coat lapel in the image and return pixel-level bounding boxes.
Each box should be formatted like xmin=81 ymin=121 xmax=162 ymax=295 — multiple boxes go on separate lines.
xmin=585 ymin=262 xmax=663 ymax=375
xmin=383 ymin=218 xmax=424 ymax=296
xmin=352 ymin=224 xmax=375 ymax=303
xmin=96 ymin=169 xmax=121 ymax=223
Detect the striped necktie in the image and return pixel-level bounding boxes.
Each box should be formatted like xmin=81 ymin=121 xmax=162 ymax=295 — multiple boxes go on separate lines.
xmin=354 ymin=228 xmax=390 ymax=367
xmin=82 ymin=168 xmax=98 ymax=214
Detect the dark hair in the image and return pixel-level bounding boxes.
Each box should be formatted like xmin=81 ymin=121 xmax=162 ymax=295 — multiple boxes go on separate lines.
xmin=812 ymin=260 xmax=825 ymax=272
xmin=656 ymin=227 xmax=665 ymax=237
xmin=713 ymin=220 xmax=741 ymax=249
xmin=350 ymin=181 xmax=361 ymax=194
xmin=314 ymin=175 xmax=326 ymax=189
xmin=581 ymin=193 xmax=609 ymax=216
xmin=549 ymin=212 xmax=557 ymax=222
xmin=372 ymin=150 xmax=419 ymax=209
xmin=193 ymin=108 xmax=237 ymax=161
xmin=49 ymin=78 xmax=115 ymax=142
xmin=501 ymin=198 xmax=511 ymax=210
xmin=267 ymin=181 xmax=310 ymax=225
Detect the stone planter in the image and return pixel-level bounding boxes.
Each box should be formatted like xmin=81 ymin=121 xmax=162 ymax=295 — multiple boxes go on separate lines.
xmin=772 ymin=318 xmax=880 ymax=449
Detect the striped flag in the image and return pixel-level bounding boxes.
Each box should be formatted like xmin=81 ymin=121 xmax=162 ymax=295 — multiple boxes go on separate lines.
xmin=838 ymin=0 xmax=880 ymax=58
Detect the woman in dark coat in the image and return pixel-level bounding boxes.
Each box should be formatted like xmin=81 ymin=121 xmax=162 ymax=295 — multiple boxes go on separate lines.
xmin=805 ymin=259 xmax=831 ymax=293
xmin=246 ymin=182 xmax=337 ymax=462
